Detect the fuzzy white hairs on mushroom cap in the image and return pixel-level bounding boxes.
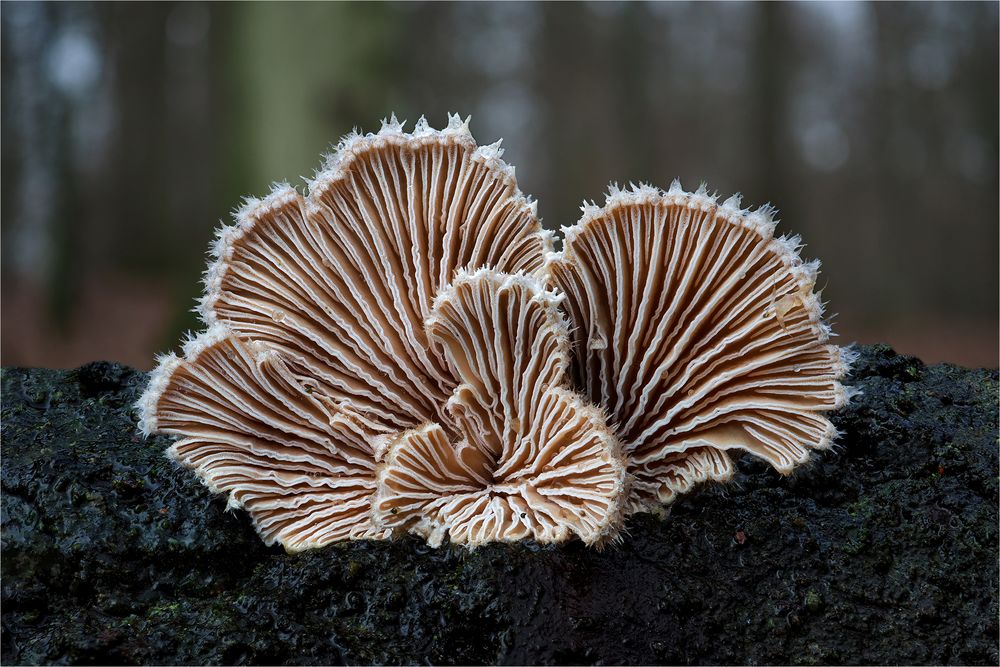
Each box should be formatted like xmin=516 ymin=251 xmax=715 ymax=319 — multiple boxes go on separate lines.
xmin=550 ymin=180 xmax=853 ymax=513
xmin=140 ymin=114 xmax=854 ymax=549
xmin=139 ymin=114 xmax=567 ymax=551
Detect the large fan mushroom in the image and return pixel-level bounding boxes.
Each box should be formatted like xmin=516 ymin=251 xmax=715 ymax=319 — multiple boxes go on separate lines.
xmin=374 ymin=269 xmax=627 ymax=547
xmin=140 ymin=112 xmax=854 ymax=550
xmin=139 ymin=115 xmax=553 ymax=549
xmin=547 ymin=182 xmax=856 ymax=514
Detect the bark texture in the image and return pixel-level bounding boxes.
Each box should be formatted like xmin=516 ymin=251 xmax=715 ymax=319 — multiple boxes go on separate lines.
xmin=2 ymin=345 xmax=997 ymax=665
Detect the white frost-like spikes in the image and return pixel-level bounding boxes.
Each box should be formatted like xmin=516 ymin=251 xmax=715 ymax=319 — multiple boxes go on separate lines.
xmin=374 ymin=269 xmax=627 ymax=547
xmin=139 ymin=116 xmax=554 ymax=550
xmin=548 ymin=182 xmax=852 ymax=513
xmin=140 ymin=114 xmax=854 ymax=550
xmin=139 ymin=326 xmax=388 ymax=550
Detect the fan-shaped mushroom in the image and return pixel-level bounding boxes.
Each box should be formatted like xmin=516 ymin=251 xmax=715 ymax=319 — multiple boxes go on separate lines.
xmin=141 ymin=112 xmax=854 ymax=548
xmin=374 ymin=269 xmax=627 ymax=547
xmin=201 ymin=114 xmax=550 ymax=433
xmin=139 ymin=115 xmax=552 ymax=548
xmin=547 ymin=182 xmax=856 ymax=513
xmin=138 ymin=325 xmax=388 ymax=549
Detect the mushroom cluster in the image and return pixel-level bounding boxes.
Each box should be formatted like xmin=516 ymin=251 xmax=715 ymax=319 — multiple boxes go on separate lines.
xmin=139 ymin=115 xmax=854 ymax=550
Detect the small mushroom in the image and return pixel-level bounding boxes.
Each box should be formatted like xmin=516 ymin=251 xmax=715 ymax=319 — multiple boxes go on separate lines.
xmin=548 ymin=182 xmax=857 ymax=513
xmin=374 ymin=269 xmax=627 ymax=547
xmin=138 ymin=324 xmax=389 ymax=549
xmin=139 ymin=115 xmax=552 ymax=549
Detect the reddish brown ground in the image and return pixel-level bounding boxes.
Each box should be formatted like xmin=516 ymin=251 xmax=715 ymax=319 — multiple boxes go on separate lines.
xmin=2 ymin=277 xmax=997 ymax=370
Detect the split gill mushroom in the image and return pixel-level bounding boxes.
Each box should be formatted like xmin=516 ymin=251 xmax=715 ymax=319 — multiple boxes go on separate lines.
xmin=138 ymin=113 xmax=856 ymax=550
xmin=374 ymin=269 xmax=627 ymax=548
xmin=547 ymin=181 xmax=857 ymax=514
xmin=138 ymin=114 xmax=558 ymax=550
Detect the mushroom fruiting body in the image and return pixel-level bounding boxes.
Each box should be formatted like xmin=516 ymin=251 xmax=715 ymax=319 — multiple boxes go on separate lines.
xmin=138 ymin=115 xmax=556 ymax=549
xmin=201 ymin=116 xmax=550 ymax=436
xmin=548 ymin=182 xmax=855 ymax=514
xmin=141 ymin=326 xmax=388 ymax=548
xmin=140 ymin=114 xmax=854 ymax=549
xmin=374 ymin=269 xmax=627 ymax=547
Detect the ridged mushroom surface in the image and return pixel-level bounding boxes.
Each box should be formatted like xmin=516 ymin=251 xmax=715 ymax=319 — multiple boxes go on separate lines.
xmin=139 ymin=116 xmax=552 ymax=549
xmin=374 ymin=269 xmax=627 ymax=548
xmin=548 ymin=183 xmax=855 ymax=513
xmin=201 ymin=115 xmax=550 ymax=434
xmin=139 ymin=326 xmax=386 ymax=549
xmin=140 ymin=113 xmax=854 ymax=548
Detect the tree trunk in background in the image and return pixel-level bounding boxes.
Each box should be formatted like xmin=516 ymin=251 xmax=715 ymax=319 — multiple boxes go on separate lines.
xmin=748 ymin=2 xmax=794 ymax=217
xmin=611 ymin=3 xmax=656 ymax=186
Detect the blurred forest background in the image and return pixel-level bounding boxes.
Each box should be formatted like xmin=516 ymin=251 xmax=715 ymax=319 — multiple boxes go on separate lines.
xmin=2 ymin=1 xmax=997 ymax=370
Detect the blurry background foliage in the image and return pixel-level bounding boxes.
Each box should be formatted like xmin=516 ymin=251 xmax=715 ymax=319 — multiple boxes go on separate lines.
xmin=2 ymin=1 xmax=997 ymax=369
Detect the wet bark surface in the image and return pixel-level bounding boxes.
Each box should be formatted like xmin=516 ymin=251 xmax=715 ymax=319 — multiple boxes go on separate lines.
xmin=2 ymin=345 xmax=997 ymax=665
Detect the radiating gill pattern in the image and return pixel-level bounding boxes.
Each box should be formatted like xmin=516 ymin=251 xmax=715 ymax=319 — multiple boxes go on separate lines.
xmin=139 ymin=326 xmax=387 ymax=550
xmin=140 ymin=114 xmax=854 ymax=549
xmin=374 ymin=270 xmax=627 ymax=547
xmin=139 ymin=116 xmax=553 ymax=550
xmin=199 ymin=114 xmax=550 ymax=435
xmin=548 ymin=182 xmax=855 ymax=513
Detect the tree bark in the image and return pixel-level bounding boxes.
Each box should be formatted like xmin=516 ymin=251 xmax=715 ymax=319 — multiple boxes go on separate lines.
xmin=2 ymin=347 xmax=997 ymax=665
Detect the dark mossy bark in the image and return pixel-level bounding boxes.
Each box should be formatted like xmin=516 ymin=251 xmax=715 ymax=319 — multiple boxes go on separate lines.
xmin=2 ymin=345 xmax=997 ymax=665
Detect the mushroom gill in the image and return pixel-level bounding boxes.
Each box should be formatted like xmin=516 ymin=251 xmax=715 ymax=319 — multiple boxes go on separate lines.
xmin=139 ymin=115 xmax=552 ymax=548
xmin=140 ymin=112 xmax=855 ymax=548
xmin=547 ymin=182 xmax=856 ymax=514
xmin=374 ymin=269 xmax=627 ymax=548
xmin=138 ymin=325 xmax=387 ymax=549
xmin=201 ymin=114 xmax=550 ymax=434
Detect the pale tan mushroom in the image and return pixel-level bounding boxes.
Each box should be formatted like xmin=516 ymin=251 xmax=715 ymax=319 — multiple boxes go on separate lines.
xmin=140 ymin=113 xmax=854 ymax=547
xmin=139 ymin=115 xmax=552 ymax=548
xmin=547 ymin=182 xmax=857 ymax=514
xmin=200 ymin=114 xmax=550 ymax=434
xmin=138 ymin=324 xmax=389 ymax=549
xmin=374 ymin=269 xmax=627 ymax=547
